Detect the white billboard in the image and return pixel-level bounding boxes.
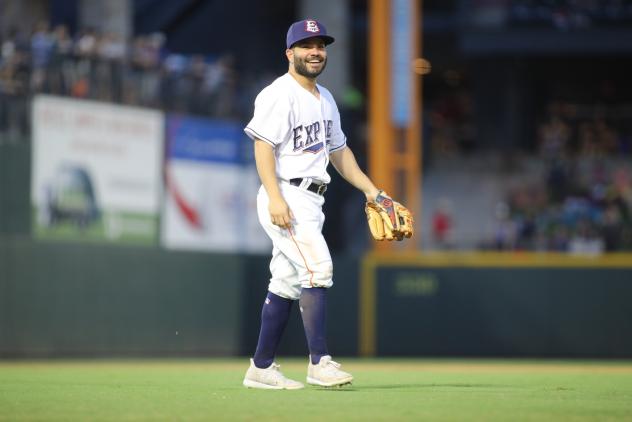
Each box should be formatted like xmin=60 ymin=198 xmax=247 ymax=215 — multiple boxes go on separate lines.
xmin=31 ymin=95 xmax=164 ymax=244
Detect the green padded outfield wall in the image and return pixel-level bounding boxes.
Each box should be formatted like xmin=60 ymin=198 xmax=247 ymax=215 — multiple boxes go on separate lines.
xmin=375 ymin=267 xmax=632 ymax=356
xmin=359 ymin=252 xmax=632 ymax=358
xmin=1 ymin=240 xmax=245 ymax=357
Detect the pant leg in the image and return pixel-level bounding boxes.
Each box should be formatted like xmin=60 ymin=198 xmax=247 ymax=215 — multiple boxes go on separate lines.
xmin=257 ymin=184 xmax=333 ymax=295
xmin=267 ymin=246 xmax=301 ymax=300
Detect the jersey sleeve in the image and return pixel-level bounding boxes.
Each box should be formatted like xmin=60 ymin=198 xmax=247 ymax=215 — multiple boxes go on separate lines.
xmin=244 ymin=88 xmax=292 ymax=147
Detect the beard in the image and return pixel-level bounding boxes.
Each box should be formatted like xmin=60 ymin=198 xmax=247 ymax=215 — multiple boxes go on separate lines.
xmin=294 ymin=55 xmax=327 ymax=78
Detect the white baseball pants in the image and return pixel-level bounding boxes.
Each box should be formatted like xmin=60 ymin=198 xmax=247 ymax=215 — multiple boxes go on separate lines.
xmin=257 ymin=182 xmax=333 ymax=300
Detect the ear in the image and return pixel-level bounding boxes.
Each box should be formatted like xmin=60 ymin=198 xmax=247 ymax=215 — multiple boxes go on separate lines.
xmin=285 ymin=48 xmax=293 ymax=63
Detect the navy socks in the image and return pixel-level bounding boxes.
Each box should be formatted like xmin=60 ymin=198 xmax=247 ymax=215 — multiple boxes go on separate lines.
xmin=253 ymin=292 xmax=294 ymax=369
xmin=252 ymin=288 xmax=329 ymax=368
xmin=299 ymin=287 xmax=329 ymax=365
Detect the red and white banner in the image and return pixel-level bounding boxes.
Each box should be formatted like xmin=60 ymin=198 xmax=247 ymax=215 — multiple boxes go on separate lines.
xmin=161 ymin=115 xmax=270 ymax=253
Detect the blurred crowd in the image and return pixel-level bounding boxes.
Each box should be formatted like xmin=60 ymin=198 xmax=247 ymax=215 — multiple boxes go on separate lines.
xmin=491 ymin=162 xmax=632 ymax=253
xmin=0 ymin=22 xmax=250 ymax=141
xmin=537 ymin=101 xmax=631 ymax=158
xmin=490 ymin=101 xmax=632 ymax=252
xmin=427 ymin=88 xmax=477 ymax=156
xmin=470 ymin=0 xmax=632 ymax=29
xmin=509 ymin=0 xmax=632 ymax=29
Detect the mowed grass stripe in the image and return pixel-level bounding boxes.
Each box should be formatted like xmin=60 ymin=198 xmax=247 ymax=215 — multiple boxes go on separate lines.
xmin=3 ymin=358 xmax=630 ymax=373
xmin=345 ymin=360 xmax=632 ymax=374
xmin=1 ymin=359 xmax=631 ymax=421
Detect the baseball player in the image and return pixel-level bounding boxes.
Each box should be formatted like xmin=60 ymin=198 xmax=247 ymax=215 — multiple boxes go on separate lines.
xmin=242 ymin=19 xmax=411 ymax=390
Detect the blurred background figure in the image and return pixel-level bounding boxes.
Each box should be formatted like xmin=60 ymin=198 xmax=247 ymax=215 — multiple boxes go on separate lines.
xmin=431 ymin=198 xmax=454 ymax=249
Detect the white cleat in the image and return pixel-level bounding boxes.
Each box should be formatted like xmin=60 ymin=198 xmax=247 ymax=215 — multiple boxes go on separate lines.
xmin=243 ymin=359 xmax=304 ymax=390
xmin=307 ymin=355 xmax=353 ymax=387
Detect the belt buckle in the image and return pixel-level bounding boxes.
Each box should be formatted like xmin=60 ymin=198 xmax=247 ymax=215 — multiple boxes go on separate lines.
xmin=316 ymin=184 xmax=327 ymax=195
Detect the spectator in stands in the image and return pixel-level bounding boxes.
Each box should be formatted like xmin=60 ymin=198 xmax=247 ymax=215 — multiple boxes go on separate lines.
xmin=132 ymin=33 xmax=163 ymax=107
xmin=30 ymin=21 xmax=55 ymax=92
xmin=538 ymin=114 xmax=571 ymax=159
xmin=73 ymin=27 xmax=98 ymax=98
xmin=432 ymin=198 xmax=454 ymax=249
xmin=48 ymin=25 xmax=74 ymax=95
xmin=162 ymin=52 xmax=189 ymax=112
xmin=209 ymin=54 xmax=237 ymax=118
xmin=492 ymin=201 xmax=518 ymax=250
xmin=188 ymin=54 xmax=209 ymax=115
xmin=95 ymin=32 xmax=127 ymax=102
xmin=0 ymin=28 xmax=28 ymax=140
xmin=601 ymin=203 xmax=623 ymax=251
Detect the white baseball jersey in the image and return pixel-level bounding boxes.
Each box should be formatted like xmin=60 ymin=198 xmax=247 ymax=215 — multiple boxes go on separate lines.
xmin=244 ymin=73 xmax=347 ymax=184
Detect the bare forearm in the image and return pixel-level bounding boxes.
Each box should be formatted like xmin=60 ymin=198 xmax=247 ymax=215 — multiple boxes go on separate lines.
xmin=254 ymin=140 xmax=283 ymax=200
xmin=254 ymin=139 xmax=293 ymax=228
xmin=330 ymin=147 xmax=380 ymax=201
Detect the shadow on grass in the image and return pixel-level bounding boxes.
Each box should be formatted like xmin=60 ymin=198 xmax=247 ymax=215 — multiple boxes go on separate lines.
xmin=341 ymin=383 xmax=517 ymax=390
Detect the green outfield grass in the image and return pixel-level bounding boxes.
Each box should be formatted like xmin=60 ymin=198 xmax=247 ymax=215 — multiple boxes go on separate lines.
xmin=1 ymin=359 xmax=631 ymax=421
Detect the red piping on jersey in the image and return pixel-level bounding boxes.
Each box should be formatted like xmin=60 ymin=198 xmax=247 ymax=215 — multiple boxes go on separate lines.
xmin=287 ymin=228 xmax=314 ymax=287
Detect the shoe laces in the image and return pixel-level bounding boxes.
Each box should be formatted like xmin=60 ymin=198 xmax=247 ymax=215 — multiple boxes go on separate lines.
xmin=320 ymin=358 xmax=349 ymax=379
xmin=326 ymin=359 xmax=341 ymax=369
xmin=264 ymin=363 xmax=287 ymax=384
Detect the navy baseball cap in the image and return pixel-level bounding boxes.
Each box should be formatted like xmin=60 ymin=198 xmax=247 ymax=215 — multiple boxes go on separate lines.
xmin=286 ymin=19 xmax=335 ymax=49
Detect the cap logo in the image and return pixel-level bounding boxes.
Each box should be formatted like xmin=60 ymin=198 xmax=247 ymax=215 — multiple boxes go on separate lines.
xmin=305 ymin=20 xmax=320 ymax=33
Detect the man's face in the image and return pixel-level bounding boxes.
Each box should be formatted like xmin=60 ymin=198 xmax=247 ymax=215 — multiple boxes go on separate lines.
xmin=289 ymin=38 xmax=327 ymax=78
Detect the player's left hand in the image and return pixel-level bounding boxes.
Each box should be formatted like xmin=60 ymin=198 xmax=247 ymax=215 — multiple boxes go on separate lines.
xmin=365 ymin=191 xmax=414 ymax=241
xmin=364 ymin=188 xmax=381 ymax=204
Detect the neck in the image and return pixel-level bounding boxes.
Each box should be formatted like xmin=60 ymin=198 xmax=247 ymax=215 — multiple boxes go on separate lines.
xmin=288 ymin=67 xmax=317 ymax=93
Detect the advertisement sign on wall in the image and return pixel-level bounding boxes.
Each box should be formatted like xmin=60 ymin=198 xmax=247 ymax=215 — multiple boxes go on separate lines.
xmin=162 ymin=115 xmax=270 ymax=253
xmin=31 ymin=95 xmax=164 ymax=244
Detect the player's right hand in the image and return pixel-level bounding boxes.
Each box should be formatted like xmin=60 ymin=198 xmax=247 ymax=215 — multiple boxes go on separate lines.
xmin=268 ymin=196 xmax=294 ymax=229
